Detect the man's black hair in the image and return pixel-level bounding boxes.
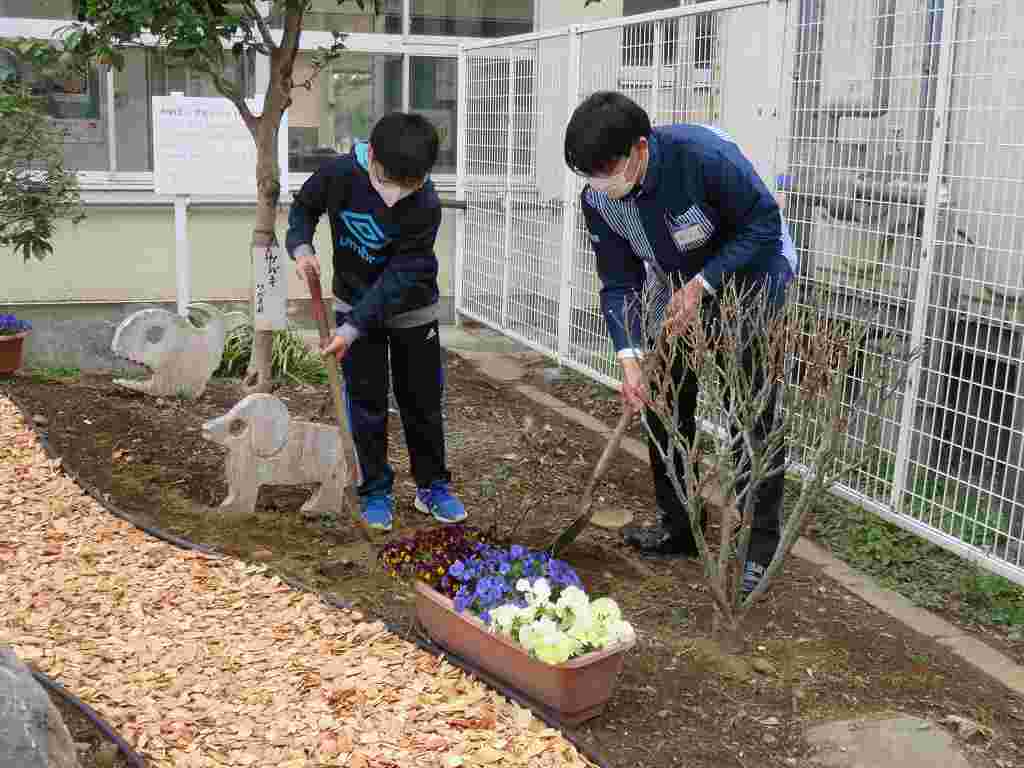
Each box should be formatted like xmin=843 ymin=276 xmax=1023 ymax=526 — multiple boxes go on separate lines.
xmin=370 ymin=112 xmax=439 ymax=181
xmin=564 ymin=91 xmax=652 ymax=176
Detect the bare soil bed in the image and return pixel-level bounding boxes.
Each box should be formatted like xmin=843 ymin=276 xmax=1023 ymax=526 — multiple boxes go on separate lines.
xmin=4 ymin=357 xmax=1024 ymax=768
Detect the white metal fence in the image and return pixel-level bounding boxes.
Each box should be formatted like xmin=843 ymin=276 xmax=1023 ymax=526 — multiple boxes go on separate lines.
xmin=454 ymin=0 xmax=1024 ymax=586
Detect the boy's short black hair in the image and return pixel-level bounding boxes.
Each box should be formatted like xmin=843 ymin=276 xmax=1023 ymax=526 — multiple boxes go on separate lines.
xmin=564 ymin=91 xmax=652 ymax=176
xmin=370 ymin=112 xmax=439 ymax=182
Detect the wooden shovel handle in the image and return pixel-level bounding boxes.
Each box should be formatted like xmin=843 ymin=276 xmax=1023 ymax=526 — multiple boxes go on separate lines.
xmin=303 ymin=267 xmax=371 ymax=536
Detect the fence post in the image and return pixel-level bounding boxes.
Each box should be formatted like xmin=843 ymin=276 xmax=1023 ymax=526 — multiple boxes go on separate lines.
xmin=454 ymin=46 xmax=469 ymax=328
xmin=557 ymin=26 xmax=583 ymax=363
xmin=890 ymin=0 xmax=958 ymax=515
xmin=651 ymin=19 xmax=664 ymax=123
xmin=500 ymin=53 xmax=518 ymax=330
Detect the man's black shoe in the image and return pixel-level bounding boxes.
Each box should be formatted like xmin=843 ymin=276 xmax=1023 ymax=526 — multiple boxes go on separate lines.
xmin=622 ymin=522 xmax=700 ymax=556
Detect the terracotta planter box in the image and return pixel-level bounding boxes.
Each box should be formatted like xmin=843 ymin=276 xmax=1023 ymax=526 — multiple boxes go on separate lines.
xmin=414 ymin=581 xmax=634 ymax=725
xmin=0 ymin=332 xmax=29 ymax=375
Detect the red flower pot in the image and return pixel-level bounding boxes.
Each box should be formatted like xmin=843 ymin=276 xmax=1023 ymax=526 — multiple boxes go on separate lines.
xmin=414 ymin=581 xmax=634 ymax=725
xmin=0 ymin=331 xmax=29 ymax=375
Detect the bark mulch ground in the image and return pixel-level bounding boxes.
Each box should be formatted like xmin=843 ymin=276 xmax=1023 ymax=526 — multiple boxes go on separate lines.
xmin=0 ymin=396 xmax=596 ymax=768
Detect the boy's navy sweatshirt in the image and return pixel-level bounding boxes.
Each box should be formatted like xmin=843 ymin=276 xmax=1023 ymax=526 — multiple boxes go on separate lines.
xmin=582 ymin=124 xmax=798 ymax=357
xmin=285 ymin=142 xmax=441 ymax=342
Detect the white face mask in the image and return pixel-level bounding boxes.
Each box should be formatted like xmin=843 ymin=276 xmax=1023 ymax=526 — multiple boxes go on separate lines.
xmin=368 ymin=149 xmax=419 ymax=208
xmin=584 ymin=144 xmax=644 ymax=200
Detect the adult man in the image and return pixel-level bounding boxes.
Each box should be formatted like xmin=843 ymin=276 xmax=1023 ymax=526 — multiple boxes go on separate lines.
xmin=286 ymin=112 xmax=466 ymax=532
xmin=564 ymin=91 xmax=797 ymax=594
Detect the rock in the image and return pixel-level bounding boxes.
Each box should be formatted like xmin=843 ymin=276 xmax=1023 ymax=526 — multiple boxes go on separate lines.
xmin=541 ymin=367 xmax=565 ymax=385
xmin=657 ymin=709 xmax=671 ymax=719
xmin=95 ymin=742 xmax=118 ymax=768
xmin=763 ymin=733 xmax=778 ymax=745
xmin=590 ymin=506 xmax=635 ymax=530
xmin=32 ymin=414 xmax=49 ymax=427
xmin=251 ymin=549 xmax=274 ymax=562
xmin=942 ymin=715 xmax=993 ymax=743
xmin=0 ymin=647 xmax=81 ymax=768
xmin=807 ymin=715 xmax=973 ymax=768
xmin=751 ymin=657 xmax=776 ymax=676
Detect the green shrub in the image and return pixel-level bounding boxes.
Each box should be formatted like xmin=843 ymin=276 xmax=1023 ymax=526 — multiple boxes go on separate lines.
xmin=215 ymin=324 xmax=328 ymax=386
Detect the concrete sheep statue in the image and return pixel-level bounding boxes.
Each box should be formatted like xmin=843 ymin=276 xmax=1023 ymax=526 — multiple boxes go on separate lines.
xmin=110 ymin=302 xmax=248 ymax=399
xmin=201 ymin=393 xmax=350 ymax=517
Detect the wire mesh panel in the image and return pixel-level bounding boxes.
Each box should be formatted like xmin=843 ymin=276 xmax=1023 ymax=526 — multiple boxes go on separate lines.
xmin=456 ymin=0 xmax=1024 ymax=585
xmin=778 ymin=0 xmax=928 ymax=511
xmin=461 ymin=51 xmax=513 ymax=328
xmin=778 ymin=0 xmax=1024 ymax=581
xmin=460 ymin=39 xmax=573 ymax=355
xmin=901 ymin=0 xmax=1024 ymax=570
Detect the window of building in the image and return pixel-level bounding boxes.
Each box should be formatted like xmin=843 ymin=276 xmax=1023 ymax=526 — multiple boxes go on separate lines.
xmin=3 ymin=2 xmax=475 ymax=183
xmin=410 ymin=0 xmax=533 ymax=37
xmin=288 ymin=52 xmax=403 ymax=173
xmin=270 ymin=0 xmax=402 ymax=34
xmin=110 ymin=49 xmax=256 ymax=172
xmin=621 ymin=0 xmax=716 ymax=69
xmin=0 ymin=0 xmax=76 ymax=18
xmin=0 ymin=46 xmax=111 ymax=171
xmin=411 ymin=57 xmax=457 ymax=175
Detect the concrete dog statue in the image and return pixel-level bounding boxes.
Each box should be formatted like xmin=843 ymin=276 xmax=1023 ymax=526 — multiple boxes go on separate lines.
xmin=201 ymin=393 xmax=350 ymax=517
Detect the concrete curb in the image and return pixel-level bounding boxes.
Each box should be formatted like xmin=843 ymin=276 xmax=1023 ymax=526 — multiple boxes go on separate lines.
xmin=456 ymin=349 xmax=1024 ymax=698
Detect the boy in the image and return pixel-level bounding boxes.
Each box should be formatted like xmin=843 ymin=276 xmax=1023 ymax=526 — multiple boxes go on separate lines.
xmin=286 ymin=112 xmax=465 ymax=532
xmin=563 ymin=91 xmax=797 ymax=595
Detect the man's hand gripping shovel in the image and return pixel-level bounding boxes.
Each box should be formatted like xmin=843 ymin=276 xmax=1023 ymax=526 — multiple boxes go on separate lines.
xmin=549 ymin=258 xmax=675 ymax=558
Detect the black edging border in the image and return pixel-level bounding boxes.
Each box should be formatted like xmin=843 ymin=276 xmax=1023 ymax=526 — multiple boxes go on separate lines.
xmin=3 ymin=390 xmax=615 ymax=768
xmin=33 ymin=669 xmax=146 ymax=768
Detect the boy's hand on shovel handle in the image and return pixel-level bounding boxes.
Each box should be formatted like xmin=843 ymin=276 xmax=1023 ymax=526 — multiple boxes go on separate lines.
xmin=322 ymin=334 xmax=350 ymax=363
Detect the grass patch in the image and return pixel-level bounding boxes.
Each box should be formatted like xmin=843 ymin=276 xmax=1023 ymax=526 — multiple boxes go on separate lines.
xmin=215 ymin=323 xmax=328 ymax=386
xmin=804 ymin=483 xmax=1024 ymax=634
xmin=26 ymin=366 xmax=80 ymax=383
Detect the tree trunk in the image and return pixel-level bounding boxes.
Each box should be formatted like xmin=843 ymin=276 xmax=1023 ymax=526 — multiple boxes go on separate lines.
xmin=243 ymin=112 xmax=284 ymax=394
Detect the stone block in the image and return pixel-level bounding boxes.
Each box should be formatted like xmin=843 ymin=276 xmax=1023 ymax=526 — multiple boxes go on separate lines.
xmin=0 ymin=647 xmax=80 ymax=768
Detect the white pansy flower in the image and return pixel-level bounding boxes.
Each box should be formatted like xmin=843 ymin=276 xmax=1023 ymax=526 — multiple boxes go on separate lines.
xmin=489 ymin=604 xmax=521 ymax=634
xmin=532 ymin=578 xmax=552 ymax=604
xmin=590 ymin=597 xmax=622 ymax=624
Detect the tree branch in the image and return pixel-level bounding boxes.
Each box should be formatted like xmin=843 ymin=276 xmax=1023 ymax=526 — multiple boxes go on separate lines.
xmin=188 ymin=56 xmax=258 ymax=137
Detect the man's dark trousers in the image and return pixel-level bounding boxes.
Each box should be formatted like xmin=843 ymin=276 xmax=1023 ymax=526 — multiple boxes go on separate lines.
xmin=644 ymin=298 xmax=784 ymax=566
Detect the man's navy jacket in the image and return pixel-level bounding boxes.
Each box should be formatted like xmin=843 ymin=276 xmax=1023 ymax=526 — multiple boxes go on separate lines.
xmin=581 ymin=124 xmax=798 ymax=357
xmin=285 ymin=142 xmax=442 ymax=341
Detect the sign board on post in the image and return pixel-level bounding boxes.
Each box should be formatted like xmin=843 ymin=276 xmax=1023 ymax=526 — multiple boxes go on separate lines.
xmin=253 ymin=242 xmax=287 ymax=331
xmin=152 ymin=95 xmax=288 ymax=196
xmin=151 ymin=94 xmax=289 ymax=329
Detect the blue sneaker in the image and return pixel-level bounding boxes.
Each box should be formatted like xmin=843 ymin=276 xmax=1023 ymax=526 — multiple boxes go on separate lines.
xmin=741 ymin=560 xmax=768 ymax=597
xmin=360 ymin=493 xmax=393 ymax=532
xmin=414 ymin=481 xmax=466 ymax=524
